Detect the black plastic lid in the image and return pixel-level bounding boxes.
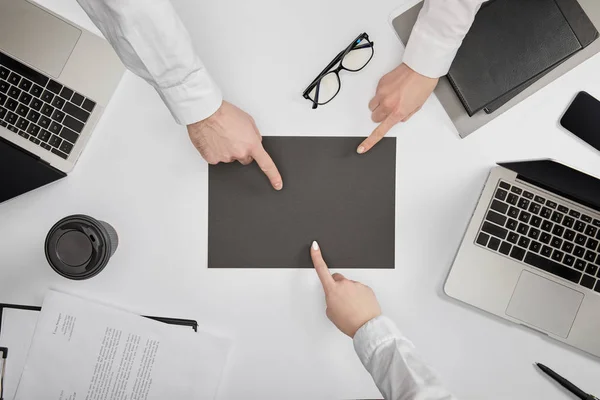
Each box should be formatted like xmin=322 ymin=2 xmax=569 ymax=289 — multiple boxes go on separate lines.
xmin=45 ymin=215 xmax=113 ymax=280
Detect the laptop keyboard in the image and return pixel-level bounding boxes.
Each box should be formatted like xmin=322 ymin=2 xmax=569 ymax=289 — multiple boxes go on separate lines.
xmin=476 ymin=180 xmax=600 ymax=294
xmin=0 ymin=51 xmax=96 ymax=160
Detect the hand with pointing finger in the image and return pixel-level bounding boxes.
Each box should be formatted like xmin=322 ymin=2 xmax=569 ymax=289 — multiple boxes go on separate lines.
xmin=357 ymin=63 xmax=438 ymax=154
xmin=311 ymin=241 xmax=382 ymax=338
xmin=187 ymin=101 xmax=283 ymax=190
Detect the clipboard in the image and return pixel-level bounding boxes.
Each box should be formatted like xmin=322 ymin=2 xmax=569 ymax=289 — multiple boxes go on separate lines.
xmin=0 ymin=303 xmax=198 ymax=333
xmin=0 ymin=302 xmax=198 ymax=400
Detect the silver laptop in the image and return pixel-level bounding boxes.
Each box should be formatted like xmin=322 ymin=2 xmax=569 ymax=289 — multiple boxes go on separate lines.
xmin=0 ymin=0 xmax=124 ymax=176
xmin=447 ymin=160 xmax=600 ymax=357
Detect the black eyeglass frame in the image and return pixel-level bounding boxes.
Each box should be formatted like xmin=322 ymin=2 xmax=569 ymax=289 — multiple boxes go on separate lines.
xmin=302 ymin=32 xmax=375 ymax=109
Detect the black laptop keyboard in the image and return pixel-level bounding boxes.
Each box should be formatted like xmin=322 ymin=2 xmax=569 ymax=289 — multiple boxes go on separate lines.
xmin=0 ymin=51 xmax=96 ymax=160
xmin=476 ymin=180 xmax=600 ymax=294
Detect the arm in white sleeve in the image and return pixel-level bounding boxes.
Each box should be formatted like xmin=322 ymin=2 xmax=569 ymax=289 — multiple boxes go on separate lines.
xmin=354 ymin=316 xmax=457 ymax=400
xmin=402 ymin=0 xmax=488 ymax=78
xmin=76 ymin=0 xmax=223 ymax=125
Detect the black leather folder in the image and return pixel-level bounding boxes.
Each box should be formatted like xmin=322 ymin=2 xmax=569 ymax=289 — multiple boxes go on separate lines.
xmin=448 ymin=0 xmax=599 ymax=116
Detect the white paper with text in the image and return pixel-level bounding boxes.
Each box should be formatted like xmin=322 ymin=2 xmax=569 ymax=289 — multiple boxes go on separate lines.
xmin=14 ymin=291 xmax=231 ymax=400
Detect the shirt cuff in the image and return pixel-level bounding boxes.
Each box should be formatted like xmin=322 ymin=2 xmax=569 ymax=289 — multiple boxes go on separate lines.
xmin=402 ymin=28 xmax=460 ymax=79
xmin=353 ymin=315 xmax=405 ymax=365
xmin=154 ymin=68 xmax=223 ymax=126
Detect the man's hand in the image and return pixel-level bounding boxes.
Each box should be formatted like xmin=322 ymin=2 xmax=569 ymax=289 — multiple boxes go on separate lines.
xmin=311 ymin=241 xmax=381 ymax=338
xmin=357 ymin=63 xmax=439 ymax=154
xmin=187 ymin=101 xmax=283 ymax=190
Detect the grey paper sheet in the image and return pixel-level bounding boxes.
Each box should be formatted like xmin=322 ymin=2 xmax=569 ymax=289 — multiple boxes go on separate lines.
xmin=208 ymin=137 xmax=396 ymax=269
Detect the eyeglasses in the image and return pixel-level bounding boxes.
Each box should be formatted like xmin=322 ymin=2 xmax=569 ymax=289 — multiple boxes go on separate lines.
xmin=303 ymin=33 xmax=374 ymax=109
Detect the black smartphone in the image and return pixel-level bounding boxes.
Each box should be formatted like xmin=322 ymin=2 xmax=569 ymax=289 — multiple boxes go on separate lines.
xmin=560 ymin=91 xmax=600 ymax=151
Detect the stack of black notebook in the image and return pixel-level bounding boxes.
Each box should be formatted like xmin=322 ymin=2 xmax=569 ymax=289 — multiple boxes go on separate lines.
xmin=448 ymin=0 xmax=599 ymax=116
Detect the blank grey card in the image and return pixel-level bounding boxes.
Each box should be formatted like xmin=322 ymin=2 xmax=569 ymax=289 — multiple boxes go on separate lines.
xmin=208 ymin=137 xmax=396 ymax=268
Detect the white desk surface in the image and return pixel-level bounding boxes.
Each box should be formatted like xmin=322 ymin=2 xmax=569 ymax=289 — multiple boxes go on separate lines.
xmin=2 ymin=0 xmax=600 ymax=398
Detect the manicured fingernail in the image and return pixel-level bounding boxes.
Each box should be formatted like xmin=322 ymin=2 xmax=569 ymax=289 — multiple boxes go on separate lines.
xmin=274 ymin=182 xmax=283 ymax=190
xmin=357 ymin=146 xmax=365 ymax=154
xmin=312 ymin=241 xmax=319 ymax=251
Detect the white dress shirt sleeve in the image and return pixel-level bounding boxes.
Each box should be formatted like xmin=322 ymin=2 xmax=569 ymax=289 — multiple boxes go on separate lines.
xmin=76 ymin=0 xmax=223 ymax=125
xmin=402 ymin=0 xmax=488 ymax=78
xmin=354 ymin=316 xmax=457 ymax=400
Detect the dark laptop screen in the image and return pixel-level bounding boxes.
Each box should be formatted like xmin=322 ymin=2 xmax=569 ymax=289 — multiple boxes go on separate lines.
xmin=500 ymin=159 xmax=600 ymax=213
xmin=0 ymin=137 xmax=65 ymax=203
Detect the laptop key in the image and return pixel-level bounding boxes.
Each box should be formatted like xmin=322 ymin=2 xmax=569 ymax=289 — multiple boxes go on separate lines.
xmin=499 ymin=241 xmax=512 ymax=255
xmin=495 ymin=188 xmax=508 ymax=201
xmin=5 ymin=111 xmax=17 ymax=125
xmin=518 ymin=237 xmax=530 ymax=248
xmin=18 ymin=92 xmax=32 ymax=106
xmin=7 ymin=124 xmax=18 ymax=133
xmin=531 ymin=216 xmax=542 ymax=228
xmin=30 ymin=84 xmax=43 ymax=97
xmin=594 ymin=219 xmax=600 ymax=228
xmin=476 ymin=232 xmax=490 ymax=246
xmin=551 ymin=237 xmax=562 ymax=249
xmin=582 ymin=215 xmax=592 ymax=223
xmin=47 ymin=80 xmax=62 ymax=94
xmin=81 ymin=98 xmax=96 ymax=113
xmin=486 ymin=210 xmax=507 ymax=226
xmin=507 ymin=232 xmax=519 ymax=244
xmin=8 ymin=86 xmax=21 ymax=100
xmin=506 ymin=218 xmax=518 ymax=231
xmin=562 ymin=241 xmax=574 ymax=253
xmin=38 ymin=116 xmax=51 ymax=129
xmin=518 ymin=198 xmax=530 ymax=210
xmin=541 ymin=220 xmax=553 ymax=232
xmin=26 ymin=109 xmax=40 ymax=124
xmin=7 ymin=72 xmax=20 ymax=85
xmin=59 ymin=140 xmax=73 ymax=154
xmin=581 ymin=275 xmax=596 ymax=290
xmin=507 ymin=194 xmax=518 ymax=205
xmin=569 ymin=210 xmax=581 ymax=218
xmin=510 ymin=246 xmax=526 ymax=261
xmin=490 ymin=200 xmax=508 ymax=214
xmin=48 ymin=135 xmax=62 ymax=148
xmin=40 ymin=142 xmax=51 ymax=151
xmin=63 ymin=115 xmax=84 ymax=133
xmin=25 ymin=124 xmax=40 ymax=136
xmin=0 ymin=92 xmax=6 ymax=106
xmin=59 ymin=126 xmax=78 ymax=143
xmin=558 ymin=205 xmax=569 ymax=213
xmin=541 ymin=207 xmax=552 ymax=219
xmin=51 ymin=96 xmax=65 ymax=109
xmin=546 ymin=201 xmax=557 ymax=209
xmin=523 ymin=191 xmax=534 ymax=199
xmin=41 ymin=103 xmax=54 ymax=117
xmin=585 ymin=225 xmax=597 ymax=237
xmin=508 ymin=206 xmax=519 ymax=218
xmin=528 ymin=228 xmax=540 ymax=240
xmin=17 ymin=130 xmax=29 ymax=139
xmin=30 ymin=98 xmax=43 ymax=111
xmin=551 ymin=250 xmax=564 ymax=262
xmin=596 ymin=281 xmax=600 ymax=293
xmin=574 ymin=246 xmax=585 ymax=258
xmin=51 ymin=109 xmax=65 ymax=123
xmin=41 ymin=90 xmax=54 ymax=103
xmin=551 ymin=212 xmax=563 ymax=224
xmin=0 ymin=81 xmax=8 ymax=94
xmin=564 ymin=229 xmax=576 ymax=241
xmin=529 ymin=202 xmax=541 ymax=215
xmin=16 ymin=104 xmax=29 ymax=118
xmin=586 ymin=238 xmax=599 ymax=251
xmin=511 ymin=187 xmax=523 ymax=195
xmin=63 ymin=102 xmax=90 ymax=123
xmin=38 ymin=129 xmax=51 ymax=142
xmin=51 ymin=147 xmax=68 ymax=159
xmin=5 ymin=99 xmax=17 ymax=111
xmin=517 ymin=223 xmax=528 ymax=235
xmin=574 ymin=221 xmax=586 ymax=233
xmin=28 ymin=135 xmax=40 ymax=145
xmin=482 ymin=222 xmax=507 ymax=240
xmin=534 ymin=195 xmax=546 ymax=204
xmin=541 ymin=245 xmax=552 ymax=257
xmin=524 ymin=252 xmax=582 ymax=284
xmin=586 ymin=264 xmax=598 ymax=276
xmin=518 ymin=211 xmax=531 ymax=223
xmin=48 ymin=121 xmax=61 ymax=135
xmin=15 ymin=117 xmax=28 ymax=131
xmin=17 ymin=78 xmax=32 ymax=91
xmin=564 ymin=255 xmax=575 ymax=267
xmin=0 ymin=66 xmax=8 ymax=80
xmin=552 ymin=225 xmax=565 ymax=237
xmin=585 ymin=250 xmax=596 ymax=262
xmin=59 ymin=87 xmax=74 ymax=100
xmin=71 ymin=92 xmax=84 ymax=106
xmin=529 ymin=241 xmax=541 ymax=253
xmin=575 ymin=234 xmax=587 ymax=245
xmin=0 ymin=106 xmax=6 ymax=120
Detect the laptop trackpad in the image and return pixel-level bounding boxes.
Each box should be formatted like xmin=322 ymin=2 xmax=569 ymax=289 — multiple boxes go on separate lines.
xmin=506 ymin=271 xmax=583 ymax=338
xmin=0 ymin=0 xmax=81 ymax=78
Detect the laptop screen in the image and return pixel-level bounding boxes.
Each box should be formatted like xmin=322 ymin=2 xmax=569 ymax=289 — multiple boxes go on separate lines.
xmin=500 ymin=159 xmax=600 ymax=213
xmin=0 ymin=137 xmax=65 ymax=204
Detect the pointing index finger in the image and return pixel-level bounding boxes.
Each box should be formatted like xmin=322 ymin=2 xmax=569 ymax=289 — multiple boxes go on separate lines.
xmin=311 ymin=241 xmax=334 ymax=292
xmin=357 ymin=115 xmax=397 ymax=154
xmin=252 ymin=144 xmax=283 ymax=190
